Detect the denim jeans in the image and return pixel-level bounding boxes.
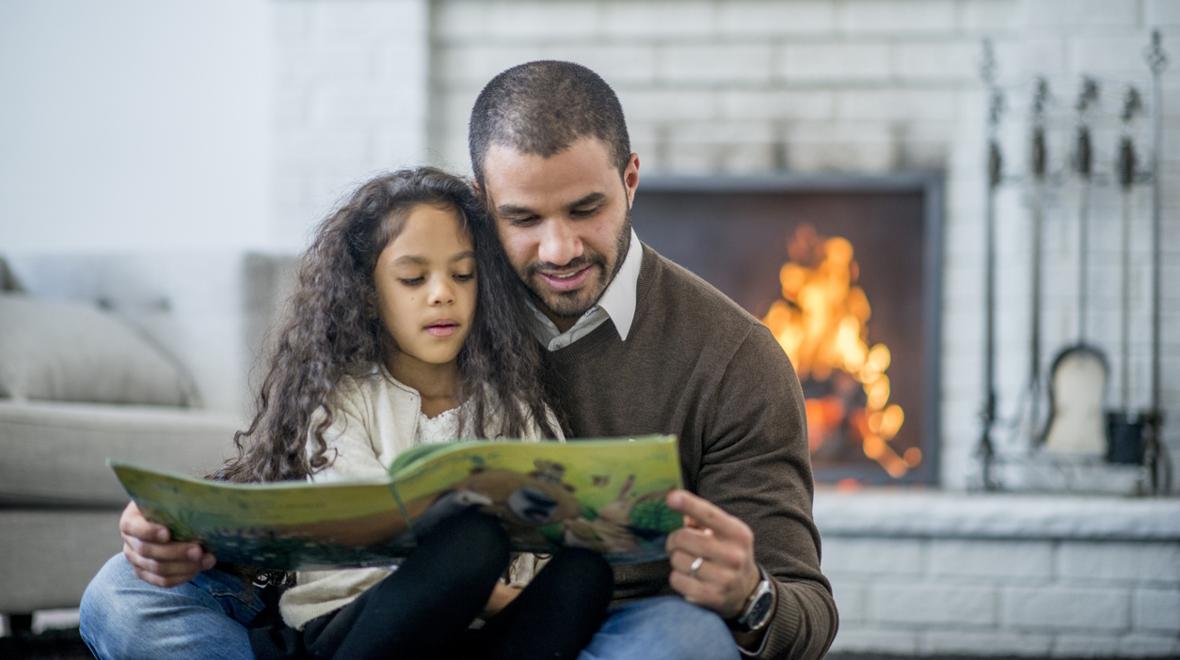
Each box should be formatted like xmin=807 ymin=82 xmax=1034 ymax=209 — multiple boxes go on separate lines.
xmin=80 ymin=554 xmax=265 ymax=660
xmin=80 ymin=554 xmax=739 ymax=660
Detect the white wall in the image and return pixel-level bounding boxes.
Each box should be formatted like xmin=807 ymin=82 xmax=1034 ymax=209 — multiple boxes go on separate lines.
xmin=424 ymin=0 xmax=1180 ymax=491
xmin=0 ymin=0 xmax=272 ymax=252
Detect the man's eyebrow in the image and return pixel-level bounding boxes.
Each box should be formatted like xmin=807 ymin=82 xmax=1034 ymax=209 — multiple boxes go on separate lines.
xmin=495 ymin=193 xmax=607 ymax=217
xmin=568 ymin=192 xmax=606 ymax=209
xmin=495 ymin=204 xmax=536 ymax=217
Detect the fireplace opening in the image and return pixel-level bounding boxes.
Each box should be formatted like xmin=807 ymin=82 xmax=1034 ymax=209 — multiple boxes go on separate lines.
xmin=632 ymin=175 xmax=942 ymax=486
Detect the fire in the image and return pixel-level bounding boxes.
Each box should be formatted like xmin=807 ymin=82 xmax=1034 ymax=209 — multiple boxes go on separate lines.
xmin=761 ymin=225 xmax=917 ymax=478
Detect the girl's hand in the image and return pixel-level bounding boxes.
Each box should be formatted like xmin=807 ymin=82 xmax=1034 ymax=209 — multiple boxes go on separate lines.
xmin=482 ymin=581 xmax=522 ymax=618
xmin=120 ymin=500 xmax=215 ymax=587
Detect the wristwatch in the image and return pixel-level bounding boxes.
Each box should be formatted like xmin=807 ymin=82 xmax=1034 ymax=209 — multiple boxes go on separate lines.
xmin=731 ymin=568 xmax=775 ymax=633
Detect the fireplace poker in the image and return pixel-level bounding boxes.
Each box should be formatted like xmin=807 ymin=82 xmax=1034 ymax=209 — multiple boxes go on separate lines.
xmin=1143 ymin=30 xmax=1172 ymax=493
xmin=977 ymin=39 xmax=1002 ymax=491
xmin=1018 ymin=79 xmax=1050 ymax=448
xmin=1106 ymin=87 xmax=1147 ymax=466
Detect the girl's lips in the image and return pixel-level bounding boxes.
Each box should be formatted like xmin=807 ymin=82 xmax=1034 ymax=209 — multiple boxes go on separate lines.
xmin=538 ymin=265 xmax=592 ymax=292
xmin=425 ymin=322 xmax=458 ymax=337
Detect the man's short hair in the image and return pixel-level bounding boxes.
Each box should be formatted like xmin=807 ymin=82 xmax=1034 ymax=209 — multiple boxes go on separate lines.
xmin=468 ymin=60 xmax=631 ymax=186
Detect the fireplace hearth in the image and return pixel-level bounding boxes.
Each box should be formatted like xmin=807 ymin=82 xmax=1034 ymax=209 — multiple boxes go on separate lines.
xmin=633 ymin=174 xmax=943 ymax=485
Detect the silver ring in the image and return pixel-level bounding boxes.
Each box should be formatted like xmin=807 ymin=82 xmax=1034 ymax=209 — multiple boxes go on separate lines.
xmin=689 ymin=556 xmax=705 ymax=578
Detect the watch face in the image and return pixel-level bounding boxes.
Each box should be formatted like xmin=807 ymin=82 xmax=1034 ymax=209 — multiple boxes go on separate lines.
xmin=747 ymin=590 xmax=774 ymax=629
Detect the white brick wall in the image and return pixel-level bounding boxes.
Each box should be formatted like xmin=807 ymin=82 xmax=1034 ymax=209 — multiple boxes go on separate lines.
xmin=422 ymin=0 xmax=1180 ymax=492
xmin=822 ymin=533 xmax=1180 ymax=656
xmin=273 ymin=0 xmax=430 ymax=248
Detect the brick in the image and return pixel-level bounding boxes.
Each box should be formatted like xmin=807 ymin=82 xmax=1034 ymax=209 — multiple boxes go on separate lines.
xmin=717 ymin=1 xmax=836 ymax=36
xmin=601 ymin=1 xmax=715 ymax=38
xmin=892 ymin=41 xmax=980 ymax=83
xmin=1148 ymin=0 xmax=1180 ymax=26
xmin=1071 ymin=35 xmax=1160 ymax=74
xmin=1002 ymin=586 xmax=1131 ymax=631
xmin=836 ymin=89 xmax=959 ymax=122
xmin=924 ymin=630 xmax=1053 ymax=656
xmin=828 ymin=576 xmax=866 ymax=624
xmin=312 ymin=1 xmax=425 ymax=41
xmin=657 ymin=44 xmax=774 ymax=84
xmin=541 ymin=45 xmax=658 ymax=85
xmin=958 ymin=0 xmax=1022 ymax=34
xmin=780 ymin=42 xmax=892 ymax=83
xmin=870 ymin=582 xmax=997 ymax=626
xmin=1052 ymin=634 xmax=1123 ymax=657
xmin=309 ymin=85 xmax=422 ymax=124
xmin=929 ymin=539 xmax=1054 ymax=581
xmin=435 ymin=0 xmax=600 ymax=40
xmin=822 ymin=538 xmax=926 ymax=577
xmin=829 ymin=627 xmax=919 ymax=654
xmin=1119 ymin=634 xmax=1180 ymax=656
xmin=1133 ymin=588 xmax=1180 ymax=633
xmin=1058 ymin=542 xmax=1180 ymax=585
xmin=720 ymin=90 xmax=835 ymax=121
xmin=662 ymin=140 xmax=777 ymax=175
xmin=840 ymin=0 xmax=958 ymax=35
xmin=1021 ymin=0 xmax=1141 ymax=28
xmin=435 ymin=45 xmax=540 ymax=86
xmin=617 ymin=89 xmax=719 ymax=121
xmin=785 ymin=122 xmax=898 ymax=172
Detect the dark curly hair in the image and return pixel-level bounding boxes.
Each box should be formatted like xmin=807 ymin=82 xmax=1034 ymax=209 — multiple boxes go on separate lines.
xmin=217 ymin=167 xmax=557 ymax=483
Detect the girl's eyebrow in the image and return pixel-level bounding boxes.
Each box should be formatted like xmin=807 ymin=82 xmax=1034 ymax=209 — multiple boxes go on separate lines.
xmin=393 ymin=251 xmax=475 ymax=266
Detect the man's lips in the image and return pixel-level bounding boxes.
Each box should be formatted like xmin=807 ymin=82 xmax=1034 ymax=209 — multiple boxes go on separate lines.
xmin=424 ymin=321 xmax=459 ymax=337
xmin=536 ymin=265 xmax=593 ymax=292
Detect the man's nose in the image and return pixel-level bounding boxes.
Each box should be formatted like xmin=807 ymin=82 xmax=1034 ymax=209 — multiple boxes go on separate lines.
xmin=537 ymin=220 xmax=583 ymax=266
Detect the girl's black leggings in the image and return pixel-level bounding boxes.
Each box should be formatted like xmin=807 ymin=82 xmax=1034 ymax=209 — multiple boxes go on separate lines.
xmin=298 ymin=509 xmax=613 ymax=660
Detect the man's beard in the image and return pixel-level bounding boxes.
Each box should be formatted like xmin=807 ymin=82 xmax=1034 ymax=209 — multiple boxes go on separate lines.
xmin=524 ymin=211 xmax=632 ymax=322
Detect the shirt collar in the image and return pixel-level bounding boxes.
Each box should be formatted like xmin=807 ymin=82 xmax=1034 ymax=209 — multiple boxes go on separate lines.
xmin=594 ymin=227 xmax=642 ymax=341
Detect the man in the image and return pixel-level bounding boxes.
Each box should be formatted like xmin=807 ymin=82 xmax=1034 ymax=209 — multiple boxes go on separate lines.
xmin=82 ymin=61 xmax=836 ymax=660
xmin=468 ymin=61 xmax=836 ymax=660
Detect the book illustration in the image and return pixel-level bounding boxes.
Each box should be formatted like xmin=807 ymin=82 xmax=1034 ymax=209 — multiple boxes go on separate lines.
xmin=111 ymin=435 xmax=683 ymax=570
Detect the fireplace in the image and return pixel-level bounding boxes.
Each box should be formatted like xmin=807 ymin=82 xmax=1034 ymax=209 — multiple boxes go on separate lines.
xmin=632 ymin=174 xmax=943 ymax=485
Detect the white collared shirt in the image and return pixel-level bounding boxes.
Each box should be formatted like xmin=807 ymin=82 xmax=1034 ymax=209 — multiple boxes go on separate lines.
xmin=527 ymin=228 xmax=642 ymax=351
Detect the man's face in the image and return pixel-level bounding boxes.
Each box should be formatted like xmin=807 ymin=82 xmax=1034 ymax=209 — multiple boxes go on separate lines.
xmin=481 ymin=137 xmax=639 ymax=329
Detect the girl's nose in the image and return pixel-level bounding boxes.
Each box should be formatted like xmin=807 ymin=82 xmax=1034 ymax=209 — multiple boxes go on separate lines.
xmin=427 ymin=278 xmax=454 ymax=306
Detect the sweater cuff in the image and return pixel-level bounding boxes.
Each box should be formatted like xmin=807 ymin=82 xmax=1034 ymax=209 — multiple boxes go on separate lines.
xmin=748 ymin=580 xmax=803 ymax=659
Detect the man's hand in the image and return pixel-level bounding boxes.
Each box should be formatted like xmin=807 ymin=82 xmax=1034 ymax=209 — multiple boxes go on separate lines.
xmin=119 ymin=500 xmax=214 ymax=588
xmin=665 ymin=489 xmax=761 ymax=619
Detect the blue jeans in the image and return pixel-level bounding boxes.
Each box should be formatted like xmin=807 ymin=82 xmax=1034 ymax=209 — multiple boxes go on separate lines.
xmin=80 ymin=555 xmax=265 ymax=660
xmin=80 ymin=554 xmax=739 ymax=660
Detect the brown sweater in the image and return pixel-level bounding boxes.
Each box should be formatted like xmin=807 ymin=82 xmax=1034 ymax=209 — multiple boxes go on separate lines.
xmin=542 ymin=245 xmax=838 ymax=660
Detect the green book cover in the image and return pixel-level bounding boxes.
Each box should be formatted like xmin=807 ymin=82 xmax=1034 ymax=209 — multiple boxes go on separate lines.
xmin=110 ymin=435 xmax=683 ymax=570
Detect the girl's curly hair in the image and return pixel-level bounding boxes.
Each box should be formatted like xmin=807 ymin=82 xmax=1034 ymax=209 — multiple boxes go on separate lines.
xmin=217 ymin=167 xmax=557 ymax=483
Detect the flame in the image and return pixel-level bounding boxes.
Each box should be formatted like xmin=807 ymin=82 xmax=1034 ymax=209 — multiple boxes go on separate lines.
xmin=762 ymin=225 xmax=915 ymax=478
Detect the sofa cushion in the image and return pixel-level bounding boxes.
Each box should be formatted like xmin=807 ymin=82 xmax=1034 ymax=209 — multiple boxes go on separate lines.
xmin=0 ymin=400 xmax=240 ymax=506
xmin=0 ymin=293 xmax=198 ymax=406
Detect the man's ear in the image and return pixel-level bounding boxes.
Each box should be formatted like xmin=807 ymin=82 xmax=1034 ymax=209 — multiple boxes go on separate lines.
xmin=623 ymin=152 xmax=640 ymax=209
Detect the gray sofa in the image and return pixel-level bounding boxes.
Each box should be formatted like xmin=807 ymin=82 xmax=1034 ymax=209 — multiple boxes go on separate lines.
xmin=0 ymin=252 xmax=295 ymax=624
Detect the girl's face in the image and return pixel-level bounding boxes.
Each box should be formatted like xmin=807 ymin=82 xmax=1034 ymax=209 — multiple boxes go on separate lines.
xmin=373 ymin=203 xmax=477 ymax=372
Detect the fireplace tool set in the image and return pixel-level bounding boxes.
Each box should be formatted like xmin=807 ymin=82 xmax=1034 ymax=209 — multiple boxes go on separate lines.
xmin=975 ymin=32 xmax=1172 ymax=495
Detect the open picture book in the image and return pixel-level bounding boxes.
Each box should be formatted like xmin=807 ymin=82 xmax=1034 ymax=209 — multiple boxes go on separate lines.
xmin=110 ymin=435 xmax=684 ymax=571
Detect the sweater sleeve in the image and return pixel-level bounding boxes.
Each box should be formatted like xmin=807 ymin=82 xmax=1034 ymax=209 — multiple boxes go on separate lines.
xmin=698 ymin=323 xmax=838 ymax=660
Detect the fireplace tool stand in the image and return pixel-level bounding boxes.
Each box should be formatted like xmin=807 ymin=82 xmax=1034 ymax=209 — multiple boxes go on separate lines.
xmin=974 ymin=31 xmax=1172 ymax=495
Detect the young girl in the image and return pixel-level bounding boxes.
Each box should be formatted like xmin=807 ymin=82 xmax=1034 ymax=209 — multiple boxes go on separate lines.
xmin=220 ymin=167 xmax=612 ymax=659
